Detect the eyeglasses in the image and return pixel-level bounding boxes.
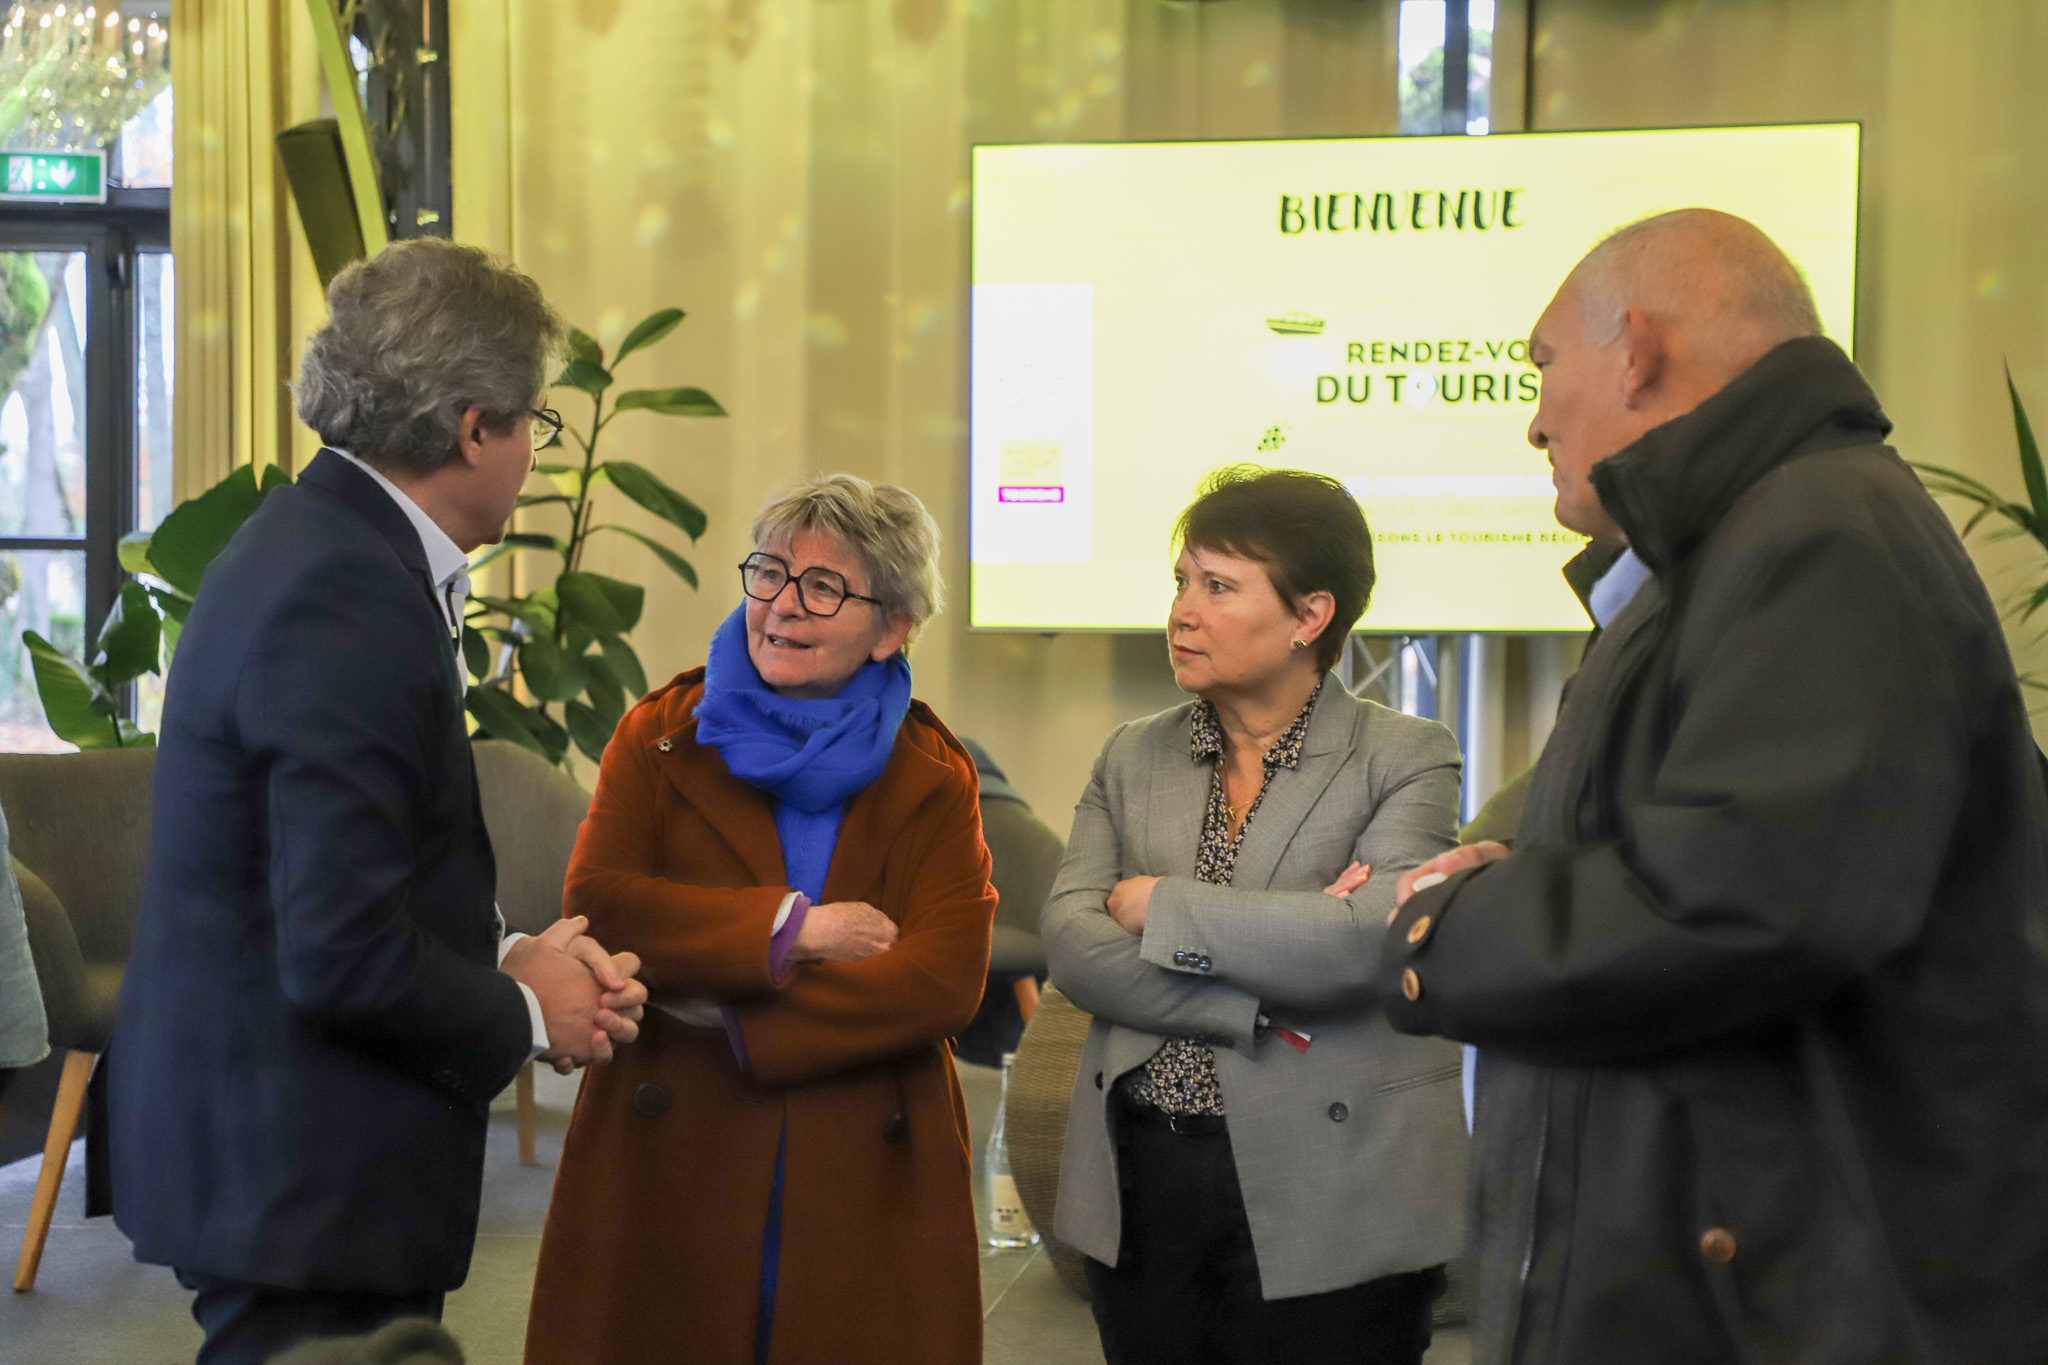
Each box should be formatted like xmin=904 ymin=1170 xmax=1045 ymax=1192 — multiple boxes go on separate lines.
xmin=530 ymin=407 xmax=565 ymax=455
xmin=738 ymin=552 xmax=886 ymax=618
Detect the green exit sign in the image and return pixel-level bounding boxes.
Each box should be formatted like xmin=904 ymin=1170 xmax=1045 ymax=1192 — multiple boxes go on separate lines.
xmin=0 ymin=150 xmax=106 ymax=204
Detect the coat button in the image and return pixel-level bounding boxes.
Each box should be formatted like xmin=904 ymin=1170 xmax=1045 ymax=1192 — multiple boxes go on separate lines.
xmin=883 ymin=1111 xmax=910 ymax=1145
xmin=1401 ymin=967 xmax=1422 ymax=1001
xmin=1700 ymin=1227 xmax=1737 ymax=1264
xmin=1407 ymin=915 xmax=1433 ymax=945
xmin=656 ymin=738 xmax=673 ymax=752
xmin=632 ymin=1083 xmax=672 ymax=1119
xmin=1198 ymin=955 xmax=1212 ymax=971
xmin=1328 ymin=1102 xmax=1349 ymax=1122
xmin=1095 ymin=1071 xmax=1105 ymax=1090
xmin=1173 ymin=950 xmax=1188 ymax=965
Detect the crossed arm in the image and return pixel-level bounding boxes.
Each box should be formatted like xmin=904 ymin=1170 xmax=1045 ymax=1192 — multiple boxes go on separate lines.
xmin=1042 ymin=724 xmax=1461 ymax=1039
xmin=568 ymin=724 xmax=996 ymax=1087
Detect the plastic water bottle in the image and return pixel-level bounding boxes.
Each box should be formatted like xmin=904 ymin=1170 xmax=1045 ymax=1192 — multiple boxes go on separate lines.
xmin=985 ymin=1052 xmax=1040 ymax=1249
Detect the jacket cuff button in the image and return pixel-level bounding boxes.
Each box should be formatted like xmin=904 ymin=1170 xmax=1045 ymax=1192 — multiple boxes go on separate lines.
xmin=1401 ymin=967 xmax=1422 ymax=1001
xmin=1700 ymin=1227 xmax=1737 ymax=1264
xmin=1173 ymin=950 xmax=1188 ymax=965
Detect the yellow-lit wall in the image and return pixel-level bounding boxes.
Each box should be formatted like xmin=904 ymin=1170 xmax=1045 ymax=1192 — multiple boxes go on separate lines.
xmin=444 ymin=0 xmax=2048 ymax=824
xmin=452 ymin=0 xmax=1402 ymax=821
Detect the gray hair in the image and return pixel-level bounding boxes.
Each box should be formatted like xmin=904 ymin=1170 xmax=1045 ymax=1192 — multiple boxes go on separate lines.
xmin=1576 ymin=208 xmax=1823 ymax=351
xmin=295 ymin=239 xmax=564 ymax=477
xmin=752 ymin=473 xmax=944 ymax=644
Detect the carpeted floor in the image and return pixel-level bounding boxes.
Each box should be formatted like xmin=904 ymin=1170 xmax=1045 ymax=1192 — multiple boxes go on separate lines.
xmin=0 ymin=1062 xmax=1469 ymax=1365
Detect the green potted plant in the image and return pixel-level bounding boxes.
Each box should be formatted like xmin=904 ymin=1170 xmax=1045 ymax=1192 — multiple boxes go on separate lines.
xmin=1914 ymin=368 xmax=2048 ymax=692
xmin=462 ymin=307 xmax=724 ymax=765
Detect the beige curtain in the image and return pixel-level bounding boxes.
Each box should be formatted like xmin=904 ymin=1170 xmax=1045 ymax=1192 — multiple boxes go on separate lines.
xmin=171 ymin=0 xmax=324 ymax=499
xmin=451 ymin=0 xmax=2048 ymax=804
xmin=458 ymin=0 xmax=1403 ymax=802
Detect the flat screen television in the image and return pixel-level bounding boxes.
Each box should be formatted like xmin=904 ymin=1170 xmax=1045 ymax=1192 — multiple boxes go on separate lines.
xmin=968 ymin=123 xmax=1861 ymax=632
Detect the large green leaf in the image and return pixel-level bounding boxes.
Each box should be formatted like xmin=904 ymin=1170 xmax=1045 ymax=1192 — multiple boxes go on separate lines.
xmin=23 ymin=631 xmax=124 ymax=750
xmin=469 ymin=593 xmax=554 ymax=634
xmin=461 ymin=624 xmax=492 ymax=681
xmin=601 ymin=635 xmax=648 ymax=698
xmin=612 ymin=386 xmax=726 ymax=418
xmin=594 ymin=524 xmax=699 ymax=588
xmin=2010 ymin=366 xmax=2048 ymax=555
xmin=464 ymin=684 xmax=551 ymax=761
xmin=468 ymin=531 xmax=565 ymax=575
xmin=580 ymin=651 xmax=627 ymax=727
xmin=600 ymin=462 xmax=708 ymax=539
xmin=557 ymin=571 xmax=644 ymax=637
xmin=517 ymin=632 xmax=590 ymax=702
xmin=118 ymin=530 xmax=156 ymax=575
xmin=555 ymin=356 xmax=612 ymax=397
xmin=94 ymin=581 xmax=162 ymax=686
xmin=146 ymin=462 xmax=285 ymax=597
xmin=565 ymin=698 xmax=616 ymax=765
xmin=613 ymin=308 xmax=685 ymax=366
xmin=564 ymin=327 xmax=604 ymax=368
xmin=143 ymin=584 xmax=191 ymax=663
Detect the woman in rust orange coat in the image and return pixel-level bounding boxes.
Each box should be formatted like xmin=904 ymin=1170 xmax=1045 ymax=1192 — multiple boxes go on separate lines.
xmin=524 ymin=474 xmax=995 ymax=1365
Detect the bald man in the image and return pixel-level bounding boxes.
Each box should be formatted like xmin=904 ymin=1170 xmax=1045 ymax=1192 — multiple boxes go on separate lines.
xmin=1379 ymin=209 xmax=2048 ymax=1363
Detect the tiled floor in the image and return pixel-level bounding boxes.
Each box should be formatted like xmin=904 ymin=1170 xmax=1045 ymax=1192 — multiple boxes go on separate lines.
xmin=0 ymin=1061 xmax=1469 ymax=1364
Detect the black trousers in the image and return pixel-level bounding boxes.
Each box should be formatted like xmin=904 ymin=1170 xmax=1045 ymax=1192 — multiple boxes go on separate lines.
xmin=175 ymin=1269 xmax=444 ymax=1365
xmin=1085 ymin=1097 xmax=1444 ymax=1365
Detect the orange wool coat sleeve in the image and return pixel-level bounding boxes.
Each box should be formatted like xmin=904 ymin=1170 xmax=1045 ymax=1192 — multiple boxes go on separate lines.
xmin=731 ymin=768 xmax=996 ymax=1087
xmin=564 ymin=680 xmax=793 ymax=998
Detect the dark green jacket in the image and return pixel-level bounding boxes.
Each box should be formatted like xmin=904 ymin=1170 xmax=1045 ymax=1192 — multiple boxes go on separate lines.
xmin=1385 ymin=338 xmax=2048 ymax=1364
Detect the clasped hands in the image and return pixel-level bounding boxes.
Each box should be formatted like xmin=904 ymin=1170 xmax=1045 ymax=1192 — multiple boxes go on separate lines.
xmin=500 ymin=916 xmax=649 ymax=1075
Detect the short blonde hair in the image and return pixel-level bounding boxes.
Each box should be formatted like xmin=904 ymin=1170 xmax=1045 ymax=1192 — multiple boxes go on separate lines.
xmin=752 ymin=473 xmax=944 ymax=644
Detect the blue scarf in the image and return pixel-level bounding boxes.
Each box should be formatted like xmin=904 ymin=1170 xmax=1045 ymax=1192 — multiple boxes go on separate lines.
xmin=696 ymin=605 xmax=912 ymax=900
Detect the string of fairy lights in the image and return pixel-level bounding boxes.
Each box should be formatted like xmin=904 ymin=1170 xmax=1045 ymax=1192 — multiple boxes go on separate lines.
xmin=0 ymin=3 xmax=170 ymax=151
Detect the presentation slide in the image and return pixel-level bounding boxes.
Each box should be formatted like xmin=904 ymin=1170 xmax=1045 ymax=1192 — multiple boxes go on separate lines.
xmin=969 ymin=123 xmax=1861 ymax=632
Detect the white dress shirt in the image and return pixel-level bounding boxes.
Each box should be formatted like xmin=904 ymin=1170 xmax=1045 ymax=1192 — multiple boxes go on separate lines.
xmin=330 ymin=448 xmax=550 ymax=1063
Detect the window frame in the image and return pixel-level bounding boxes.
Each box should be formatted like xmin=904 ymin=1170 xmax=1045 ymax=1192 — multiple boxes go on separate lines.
xmin=0 ymin=185 xmax=171 ymax=656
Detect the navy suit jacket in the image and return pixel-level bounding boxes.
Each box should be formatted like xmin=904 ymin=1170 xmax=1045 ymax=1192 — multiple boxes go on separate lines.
xmin=110 ymin=449 xmax=534 ymax=1295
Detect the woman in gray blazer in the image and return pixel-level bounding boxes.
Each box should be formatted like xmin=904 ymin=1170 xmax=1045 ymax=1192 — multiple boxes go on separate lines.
xmin=1043 ymin=467 xmax=1467 ymax=1365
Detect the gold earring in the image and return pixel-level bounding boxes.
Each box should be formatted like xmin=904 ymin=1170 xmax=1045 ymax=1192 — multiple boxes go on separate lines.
xmin=1291 ymin=638 xmax=1309 ymax=650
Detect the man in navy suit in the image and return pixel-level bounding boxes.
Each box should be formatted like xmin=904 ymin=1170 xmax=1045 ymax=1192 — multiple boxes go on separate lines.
xmin=110 ymin=240 xmax=647 ymax=1365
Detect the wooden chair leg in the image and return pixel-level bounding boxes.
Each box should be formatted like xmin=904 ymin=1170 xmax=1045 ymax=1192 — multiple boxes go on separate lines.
xmin=1012 ymin=975 xmax=1041 ymax=1028
xmin=14 ymin=1049 xmax=95 ymax=1293
xmin=516 ymin=1061 xmax=537 ymax=1167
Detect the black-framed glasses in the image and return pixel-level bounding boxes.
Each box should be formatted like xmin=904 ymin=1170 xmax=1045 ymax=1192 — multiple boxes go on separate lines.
xmin=530 ymin=406 xmax=565 ymax=454
xmin=738 ymin=552 xmax=886 ymax=618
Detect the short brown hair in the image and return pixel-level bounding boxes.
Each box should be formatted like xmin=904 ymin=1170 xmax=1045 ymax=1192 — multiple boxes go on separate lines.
xmin=1173 ymin=465 xmax=1374 ymax=671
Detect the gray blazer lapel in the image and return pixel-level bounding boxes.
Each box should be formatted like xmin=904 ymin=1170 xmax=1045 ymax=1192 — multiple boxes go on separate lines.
xmin=1229 ymin=682 xmax=1358 ymax=892
xmin=1143 ymin=712 xmax=1209 ymax=878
